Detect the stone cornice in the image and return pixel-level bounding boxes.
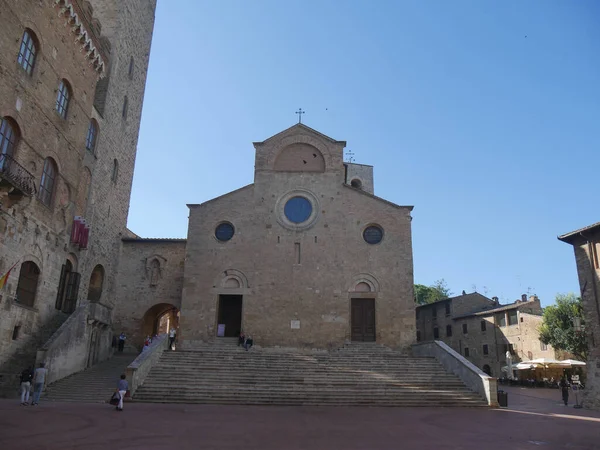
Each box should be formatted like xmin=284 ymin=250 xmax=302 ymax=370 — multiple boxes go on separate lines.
xmin=54 ymin=0 xmax=106 ymax=77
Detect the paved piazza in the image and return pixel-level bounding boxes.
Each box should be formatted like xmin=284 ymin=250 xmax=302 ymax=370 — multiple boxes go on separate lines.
xmin=1 ymin=386 xmax=599 ymax=450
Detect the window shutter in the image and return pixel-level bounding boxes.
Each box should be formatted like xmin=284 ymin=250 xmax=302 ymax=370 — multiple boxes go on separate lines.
xmin=55 ymin=264 xmax=68 ymax=310
xmin=64 ymin=272 xmax=81 ymax=313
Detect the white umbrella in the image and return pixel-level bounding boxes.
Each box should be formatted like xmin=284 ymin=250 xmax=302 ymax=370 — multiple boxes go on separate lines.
xmin=502 ymin=363 xmax=537 ymax=371
xmin=516 ymin=362 xmax=541 ymax=370
xmin=560 ymin=359 xmax=586 ymax=367
xmin=528 ymin=358 xmax=567 ymax=366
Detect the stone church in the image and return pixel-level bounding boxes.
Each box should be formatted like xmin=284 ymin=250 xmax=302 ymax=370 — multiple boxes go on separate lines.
xmin=116 ymin=124 xmax=416 ymax=351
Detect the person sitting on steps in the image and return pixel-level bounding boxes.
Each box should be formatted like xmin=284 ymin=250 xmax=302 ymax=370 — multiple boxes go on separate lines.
xmin=243 ymin=334 xmax=253 ymax=351
xmin=238 ymin=331 xmax=245 ymax=347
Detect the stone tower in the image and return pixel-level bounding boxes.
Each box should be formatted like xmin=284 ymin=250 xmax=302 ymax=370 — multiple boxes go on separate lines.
xmin=0 ymin=0 xmax=157 ymax=390
xmin=78 ymin=0 xmax=157 ymax=307
xmin=40 ymin=0 xmax=159 ymax=380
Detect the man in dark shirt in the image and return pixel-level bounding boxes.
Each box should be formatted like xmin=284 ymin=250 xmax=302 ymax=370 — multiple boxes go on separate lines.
xmin=19 ymin=366 xmax=33 ymax=405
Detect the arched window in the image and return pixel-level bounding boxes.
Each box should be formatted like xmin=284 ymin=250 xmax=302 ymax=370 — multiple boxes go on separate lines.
xmin=87 ymin=264 xmax=104 ymax=302
xmin=0 ymin=117 xmax=19 ymax=164
xmin=56 ymin=80 xmax=71 ymax=119
xmin=16 ymin=261 xmax=40 ymax=307
xmin=122 ymin=96 xmax=128 ymax=120
xmin=17 ymin=30 xmax=38 ymax=75
xmin=111 ymin=159 xmax=118 ymax=183
xmin=85 ymin=120 xmax=98 ymax=153
xmin=128 ymin=56 xmax=134 ymax=79
xmin=38 ymin=157 xmax=57 ymax=206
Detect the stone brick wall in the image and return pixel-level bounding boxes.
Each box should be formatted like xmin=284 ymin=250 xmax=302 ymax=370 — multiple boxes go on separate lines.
xmin=180 ymin=125 xmax=415 ymax=351
xmin=0 ymin=0 xmax=107 ymax=390
xmin=113 ymin=240 xmax=186 ymax=348
xmin=565 ymin=230 xmax=600 ymax=410
xmin=0 ymin=0 xmax=156 ymax=392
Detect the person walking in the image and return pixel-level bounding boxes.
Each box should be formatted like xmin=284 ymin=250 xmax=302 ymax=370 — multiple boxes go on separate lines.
xmin=169 ymin=328 xmax=177 ymax=350
xmin=116 ymin=374 xmax=128 ymax=411
xmin=118 ymin=332 xmax=126 ymax=352
xmin=559 ymin=376 xmax=570 ymax=406
xmin=19 ymin=366 xmax=33 ymax=405
xmin=31 ymin=363 xmax=47 ymax=406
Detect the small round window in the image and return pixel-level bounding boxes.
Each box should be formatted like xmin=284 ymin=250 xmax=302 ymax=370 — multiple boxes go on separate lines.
xmin=284 ymin=196 xmax=312 ymax=223
xmin=215 ymin=222 xmax=234 ymax=241
xmin=363 ymin=225 xmax=383 ymax=244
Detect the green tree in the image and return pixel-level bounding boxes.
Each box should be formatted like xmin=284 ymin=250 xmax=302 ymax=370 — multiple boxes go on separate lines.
xmin=539 ymin=293 xmax=587 ymax=361
xmin=414 ymin=279 xmax=452 ymax=305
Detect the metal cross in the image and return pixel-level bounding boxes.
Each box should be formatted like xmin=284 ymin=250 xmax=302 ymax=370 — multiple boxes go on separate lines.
xmin=295 ymin=108 xmax=305 ymax=124
xmin=345 ymin=150 xmax=355 ymax=163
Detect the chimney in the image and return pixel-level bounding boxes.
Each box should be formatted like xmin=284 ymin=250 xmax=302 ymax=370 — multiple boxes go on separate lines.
xmin=492 ymin=296 xmax=499 ymax=305
xmin=462 ymin=290 xmax=466 ymax=296
xmin=529 ymin=295 xmax=538 ymax=302
xmin=521 ymin=294 xmax=527 ymax=302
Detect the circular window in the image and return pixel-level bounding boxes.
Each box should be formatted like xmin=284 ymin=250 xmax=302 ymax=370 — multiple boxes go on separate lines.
xmin=215 ymin=222 xmax=234 ymax=241
xmin=363 ymin=225 xmax=383 ymax=244
xmin=350 ymin=179 xmax=362 ymax=189
xmin=284 ymin=196 xmax=313 ymax=223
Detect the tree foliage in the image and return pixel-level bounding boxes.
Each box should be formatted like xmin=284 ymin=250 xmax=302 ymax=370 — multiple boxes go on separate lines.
xmin=414 ymin=279 xmax=452 ymax=305
xmin=539 ymin=293 xmax=587 ymax=361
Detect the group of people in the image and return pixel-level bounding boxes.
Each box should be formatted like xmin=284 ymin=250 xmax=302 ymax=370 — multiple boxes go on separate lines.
xmin=19 ymin=363 xmax=47 ymax=406
xmin=238 ymin=332 xmax=254 ymax=351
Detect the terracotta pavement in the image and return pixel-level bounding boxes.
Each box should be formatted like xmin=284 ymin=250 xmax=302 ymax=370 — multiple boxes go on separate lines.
xmin=1 ymin=385 xmax=599 ymax=450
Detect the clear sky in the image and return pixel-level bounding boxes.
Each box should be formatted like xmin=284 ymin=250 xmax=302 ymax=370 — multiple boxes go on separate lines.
xmin=130 ymin=0 xmax=600 ymax=307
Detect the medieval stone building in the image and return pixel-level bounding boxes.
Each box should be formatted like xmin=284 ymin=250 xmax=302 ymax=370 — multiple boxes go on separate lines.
xmin=0 ymin=0 xmax=157 ymax=391
xmin=116 ymin=124 xmax=416 ymax=351
xmin=416 ymin=292 xmax=555 ymax=377
xmin=559 ymin=222 xmax=600 ymax=410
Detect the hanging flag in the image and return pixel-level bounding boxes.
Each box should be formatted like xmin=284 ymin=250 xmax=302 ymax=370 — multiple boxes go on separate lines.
xmin=0 ymin=261 xmax=18 ymax=291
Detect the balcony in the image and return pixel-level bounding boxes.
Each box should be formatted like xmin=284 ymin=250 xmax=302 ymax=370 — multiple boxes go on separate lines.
xmin=0 ymin=153 xmax=37 ymax=198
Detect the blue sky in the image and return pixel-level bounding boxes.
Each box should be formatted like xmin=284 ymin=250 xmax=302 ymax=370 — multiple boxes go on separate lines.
xmin=131 ymin=1 xmax=600 ymax=307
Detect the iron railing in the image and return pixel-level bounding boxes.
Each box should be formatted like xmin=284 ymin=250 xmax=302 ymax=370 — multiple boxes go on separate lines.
xmin=0 ymin=153 xmax=37 ymax=197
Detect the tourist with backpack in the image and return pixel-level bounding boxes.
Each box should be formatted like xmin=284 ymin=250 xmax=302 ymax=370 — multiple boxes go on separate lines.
xmin=19 ymin=366 xmax=33 ymax=405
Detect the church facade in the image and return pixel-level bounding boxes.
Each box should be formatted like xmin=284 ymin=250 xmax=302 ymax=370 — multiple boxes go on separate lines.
xmin=117 ymin=124 xmax=416 ymax=351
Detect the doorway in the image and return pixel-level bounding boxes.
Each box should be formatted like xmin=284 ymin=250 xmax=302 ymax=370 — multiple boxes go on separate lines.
xmin=217 ymin=295 xmax=243 ymax=337
xmin=351 ymin=298 xmax=376 ymax=342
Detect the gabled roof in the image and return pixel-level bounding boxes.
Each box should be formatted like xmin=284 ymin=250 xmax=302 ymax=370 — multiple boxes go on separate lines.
xmin=253 ymin=123 xmax=346 ymax=146
xmin=343 ymin=184 xmax=413 ymax=211
xmin=558 ymin=221 xmax=600 ymax=244
xmin=416 ymin=292 xmax=494 ymax=309
xmin=121 ymin=238 xmax=186 ymax=243
xmin=187 ymin=184 xmax=254 ymax=208
xmin=453 ymin=301 xmax=542 ymax=320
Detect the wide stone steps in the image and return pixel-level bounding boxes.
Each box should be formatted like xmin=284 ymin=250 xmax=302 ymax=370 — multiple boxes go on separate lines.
xmin=43 ymin=353 xmax=136 ymax=403
xmin=133 ymin=345 xmax=487 ymax=407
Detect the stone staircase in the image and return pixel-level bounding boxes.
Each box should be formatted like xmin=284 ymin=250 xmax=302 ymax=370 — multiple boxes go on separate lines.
xmin=133 ymin=341 xmax=487 ymax=407
xmin=43 ymin=353 xmax=136 ymax=403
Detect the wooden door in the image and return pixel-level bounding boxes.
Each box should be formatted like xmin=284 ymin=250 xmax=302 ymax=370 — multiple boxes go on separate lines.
xmin=351 ymin=298 xmax=376 ymax=342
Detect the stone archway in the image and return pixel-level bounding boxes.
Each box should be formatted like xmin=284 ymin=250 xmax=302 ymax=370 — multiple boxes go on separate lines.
xmin=87 ymin=264 xmax=104 ymax=302
xmin=483 ymin=364 xmax=492 ymax=376
xmin=140 ymin=303 xmax=179 ymax=345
